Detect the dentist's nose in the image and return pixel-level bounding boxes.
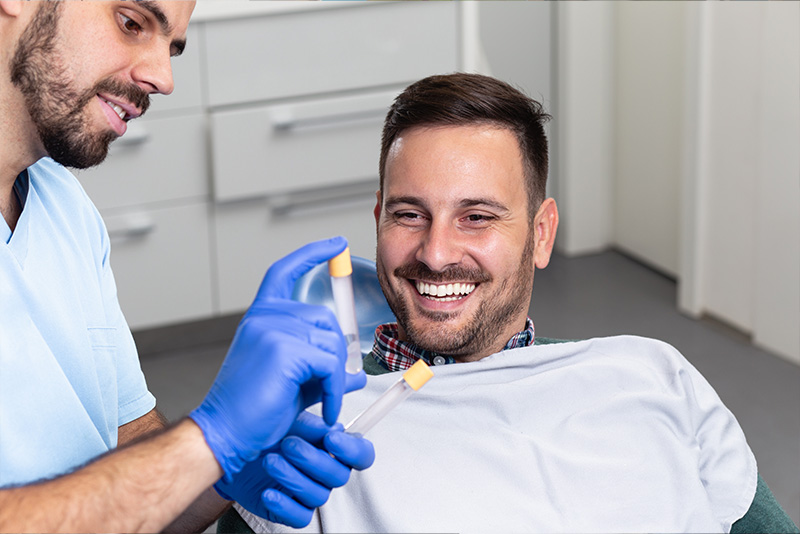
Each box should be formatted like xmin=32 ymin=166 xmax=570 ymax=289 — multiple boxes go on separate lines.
xmin=130 ymin=44 xmax=175 ymax=96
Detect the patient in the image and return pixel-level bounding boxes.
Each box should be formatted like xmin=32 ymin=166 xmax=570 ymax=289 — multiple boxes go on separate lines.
xmin=232 ymin=73 xmax=798 ymax=533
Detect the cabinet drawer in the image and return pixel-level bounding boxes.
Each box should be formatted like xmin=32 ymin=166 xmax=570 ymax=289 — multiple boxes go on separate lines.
xmin=76 ymin=113 xmax=209 ymax=210
xmin=203 ymin=2 xmax=458 ymax=107
xmin=214 ymin=190 xmax=377 ymax=314
xmin=103 ymin=202 xmax=214 ymax=329
xmin=211 ymin=90 xmax=395 ymax=202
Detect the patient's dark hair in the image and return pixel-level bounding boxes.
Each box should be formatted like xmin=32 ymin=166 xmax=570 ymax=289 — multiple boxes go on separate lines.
xmin=379 ymin=73 xmax=551 ymax=221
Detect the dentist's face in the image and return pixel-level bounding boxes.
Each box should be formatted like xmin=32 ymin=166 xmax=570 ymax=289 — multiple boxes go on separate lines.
xmin=375 ymin=125 xmax=535 ymax=361
xmin=9 ymin=1 xmax=193 ymax=169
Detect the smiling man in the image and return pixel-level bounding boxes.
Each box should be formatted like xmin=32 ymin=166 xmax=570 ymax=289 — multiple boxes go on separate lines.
xmin=237 ymin=73 xmax=798 ymax=534
xmin=0 ymin=2 xmax=373 ymax=532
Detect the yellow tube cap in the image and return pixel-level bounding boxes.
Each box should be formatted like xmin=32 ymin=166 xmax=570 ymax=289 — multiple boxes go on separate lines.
xmin=403 ymin=360 xmax=434 ymax=391
xmin=328 ymin=247 xmax=352 ymax=277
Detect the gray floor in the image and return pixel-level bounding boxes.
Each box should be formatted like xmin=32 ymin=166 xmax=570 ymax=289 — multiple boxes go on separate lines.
xmin=137 ymin=249 xmax=800 ymax=526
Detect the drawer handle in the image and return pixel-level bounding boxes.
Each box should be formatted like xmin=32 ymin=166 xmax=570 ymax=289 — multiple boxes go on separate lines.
xmin=271 ymin=108 xmax=385 ymax=132
xmin=113 ymin=123 xmax=151 ymax=148
xmin=106 ymin=213 xmax=156 ymax=243
xmin=270 ymin=180 xmax=378 ymax=217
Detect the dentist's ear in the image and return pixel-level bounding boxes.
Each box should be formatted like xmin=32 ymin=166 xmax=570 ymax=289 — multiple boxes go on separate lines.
xmin=0 ymin=1 xmax=23 ymax=17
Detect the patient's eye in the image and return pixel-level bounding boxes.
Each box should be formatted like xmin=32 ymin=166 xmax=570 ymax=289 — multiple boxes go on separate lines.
xmin=394 ymin=211 xmax=427 ymax=227
xmin=462 ymin=213 xmax=495 ymax=228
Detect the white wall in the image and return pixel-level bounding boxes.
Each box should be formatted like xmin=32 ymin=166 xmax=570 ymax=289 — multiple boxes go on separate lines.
xmin=613 ymin=3 xmax=685 ymax=278
xmin=553 ymin=2 xmax=615 ymax=256
xmin=680 ymin=2 xmax=800 ymax=363
xmin=556 ymin=2 xmax=800 ymax=364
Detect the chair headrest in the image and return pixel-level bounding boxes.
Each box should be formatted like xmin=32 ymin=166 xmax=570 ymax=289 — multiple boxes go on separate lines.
xmin=292 ymin=256 xmax=395 ymax=356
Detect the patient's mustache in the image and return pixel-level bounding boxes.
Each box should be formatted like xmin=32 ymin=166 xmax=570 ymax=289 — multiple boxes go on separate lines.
xmin=394 ymin=262 xmax=491 ymax=284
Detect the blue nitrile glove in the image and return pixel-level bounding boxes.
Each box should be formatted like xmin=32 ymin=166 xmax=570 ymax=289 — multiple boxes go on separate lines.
xmin=189 ymin=237 xmax=368 ymax=481
xmin=214 ymin=410 xmax=375 ymax=528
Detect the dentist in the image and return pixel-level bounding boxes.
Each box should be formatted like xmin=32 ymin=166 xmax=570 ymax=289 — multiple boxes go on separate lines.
xmin=0 ymin=2 xmax=373 ymax=532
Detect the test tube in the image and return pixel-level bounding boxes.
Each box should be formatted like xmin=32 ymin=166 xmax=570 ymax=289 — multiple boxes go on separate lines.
xmin=329 ymin=247 xmax=363 ymax=374
xmin=345 ymin=360 xmax=434 ymax=435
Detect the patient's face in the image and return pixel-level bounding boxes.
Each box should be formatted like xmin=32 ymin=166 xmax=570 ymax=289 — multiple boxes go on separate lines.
xmin=375 ymin=124 xmax=535 ymax=361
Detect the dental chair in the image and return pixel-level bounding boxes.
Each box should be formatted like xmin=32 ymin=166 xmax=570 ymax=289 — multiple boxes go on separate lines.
xmin=291 ymin=256 xmax=395 ymax=360
xmin=217 ymin=257 xmax=799 ymax=534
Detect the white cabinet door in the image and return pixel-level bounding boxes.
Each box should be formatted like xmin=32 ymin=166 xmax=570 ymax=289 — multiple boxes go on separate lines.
xmin=211 ymin=90 xmax=397 ymax=201
xmin=214 ymin=191 xmax=377 ymax=314
xmin=203 ymin=2 xmax=457 ymax=107
xmin=104 ymin=202 xmax=214 ymax=329
xmin=75 ymin=113 xmax=209 ymax=211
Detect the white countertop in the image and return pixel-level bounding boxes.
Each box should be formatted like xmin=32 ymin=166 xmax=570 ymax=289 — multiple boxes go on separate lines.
xmin=191 ymin=0 xmax=368 ymax=22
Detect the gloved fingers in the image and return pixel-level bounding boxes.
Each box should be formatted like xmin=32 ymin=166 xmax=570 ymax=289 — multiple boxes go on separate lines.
xmin=255 ymin=237 xmax=347 ymax=302
xmin=344 ymin=370 xmax=367 ymax=393
xmin=265 ymin=450 xmax=332 ymax=508
xmin=324 ymin=430 xmax=376 ymax=471
xmin=290 ymin=346 xmax=346 ymax=425
xmin=261 ymin=488 xmax=315 ymax=529
xmin=304 ymin=327 xmax=347 ymax=360
xmin=280 ymin=435 xmax=352 ymax=490
xmin=248 ymin=300 xmax=344 ymax=337
xmin=288 ymin=411 xmax=335 ymax=444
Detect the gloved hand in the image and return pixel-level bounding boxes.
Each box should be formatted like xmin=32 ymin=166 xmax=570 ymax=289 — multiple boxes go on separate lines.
xmin=189 ymin=237 xmax=368 ymax=481
xmin=214 ymin=411 xmax=375 ymax=528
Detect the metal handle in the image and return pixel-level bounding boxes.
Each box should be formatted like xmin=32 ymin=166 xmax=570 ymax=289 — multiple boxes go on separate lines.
xmin=113 ymin=123 xmax=151 ymax=148
xmin=106 ymin=212 xmax=156 ymax=243
xmin=269 ymin=179 xmax=378 ymax=218
xmin=269 ymin=90 xmax=397 ymax=132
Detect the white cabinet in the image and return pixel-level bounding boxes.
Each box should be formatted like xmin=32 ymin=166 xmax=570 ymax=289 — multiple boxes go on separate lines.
xmin=210 ymin=90 xmax=396 ymax=201
xmin=103 ymin=203 xmax=215 ymax=328
xmin=208 ymin=2 xmax=458 ymax=314
xmin=78 ymin=2 xmax=459 ymax=328
xmin=215 ymin=192 xmax=378 ymax=314
xmin=202 ymin=2 xmax=457 ymax=106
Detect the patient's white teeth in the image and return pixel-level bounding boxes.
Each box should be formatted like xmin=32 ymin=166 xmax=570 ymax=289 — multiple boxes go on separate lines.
xmin=415 ymin=280 xmax=478 ymax=299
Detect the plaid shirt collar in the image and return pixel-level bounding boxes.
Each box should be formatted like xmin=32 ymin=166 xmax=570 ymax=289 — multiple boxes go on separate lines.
xmin=370 ymin=317 xmax=535 ymax=372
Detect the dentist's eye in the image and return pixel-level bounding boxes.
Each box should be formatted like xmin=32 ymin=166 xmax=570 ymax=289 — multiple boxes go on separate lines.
xmin=119 ymin=13 xmax=144 ymax=35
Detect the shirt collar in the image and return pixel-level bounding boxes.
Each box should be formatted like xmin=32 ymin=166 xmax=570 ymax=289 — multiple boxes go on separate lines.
xmin=371 ymin=317 xmax=535 ymax=372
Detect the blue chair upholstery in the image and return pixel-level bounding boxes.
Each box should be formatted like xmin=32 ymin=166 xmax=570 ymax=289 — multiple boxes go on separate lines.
xmin=292 ymin=256 xmax=395 ymax=357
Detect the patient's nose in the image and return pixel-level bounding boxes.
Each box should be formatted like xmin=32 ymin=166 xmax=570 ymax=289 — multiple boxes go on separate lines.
xmin=415 ymin=220 xmax=463 ymax=272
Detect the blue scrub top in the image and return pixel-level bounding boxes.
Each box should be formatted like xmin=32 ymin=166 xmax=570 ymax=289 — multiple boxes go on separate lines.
xmin=0 ymin=158 xmax=155 ymax=486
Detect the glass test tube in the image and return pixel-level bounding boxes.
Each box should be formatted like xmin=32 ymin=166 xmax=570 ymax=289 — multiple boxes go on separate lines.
xmin=329 ymin=247 xmax=363 ymax=374
xmin=345 ymin=359 xmax=434 ymax=435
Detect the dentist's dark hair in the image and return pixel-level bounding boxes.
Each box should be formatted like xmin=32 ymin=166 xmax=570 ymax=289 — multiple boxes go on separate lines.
xmin=379 ymin=73 xmax=551 ymax=222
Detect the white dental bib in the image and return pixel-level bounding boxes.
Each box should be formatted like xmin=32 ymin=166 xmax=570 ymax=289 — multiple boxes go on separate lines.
xmin=242 ymin=335 xmax=756 ymax=533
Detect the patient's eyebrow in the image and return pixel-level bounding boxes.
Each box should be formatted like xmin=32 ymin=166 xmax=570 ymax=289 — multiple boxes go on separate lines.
xmin=384 ymin=196 xmax=427 ymax=210
xmin=458 ymin=197 xmax=510 ymax=213
xmin=384 ymin=195 xmax=511 ymax=214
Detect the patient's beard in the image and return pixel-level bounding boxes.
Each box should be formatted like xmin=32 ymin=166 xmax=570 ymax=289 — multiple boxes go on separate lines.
xmin=377 ymin=237 xmax=534 ymax=359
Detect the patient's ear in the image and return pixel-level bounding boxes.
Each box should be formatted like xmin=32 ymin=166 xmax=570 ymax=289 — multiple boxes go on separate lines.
xmin=373 ymin=190 xmax=382 ymax=227
xmin=532 ymin=198 xmax=559 ymax=270
xmin=0 ymin=1 xmax=23 ymax=17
